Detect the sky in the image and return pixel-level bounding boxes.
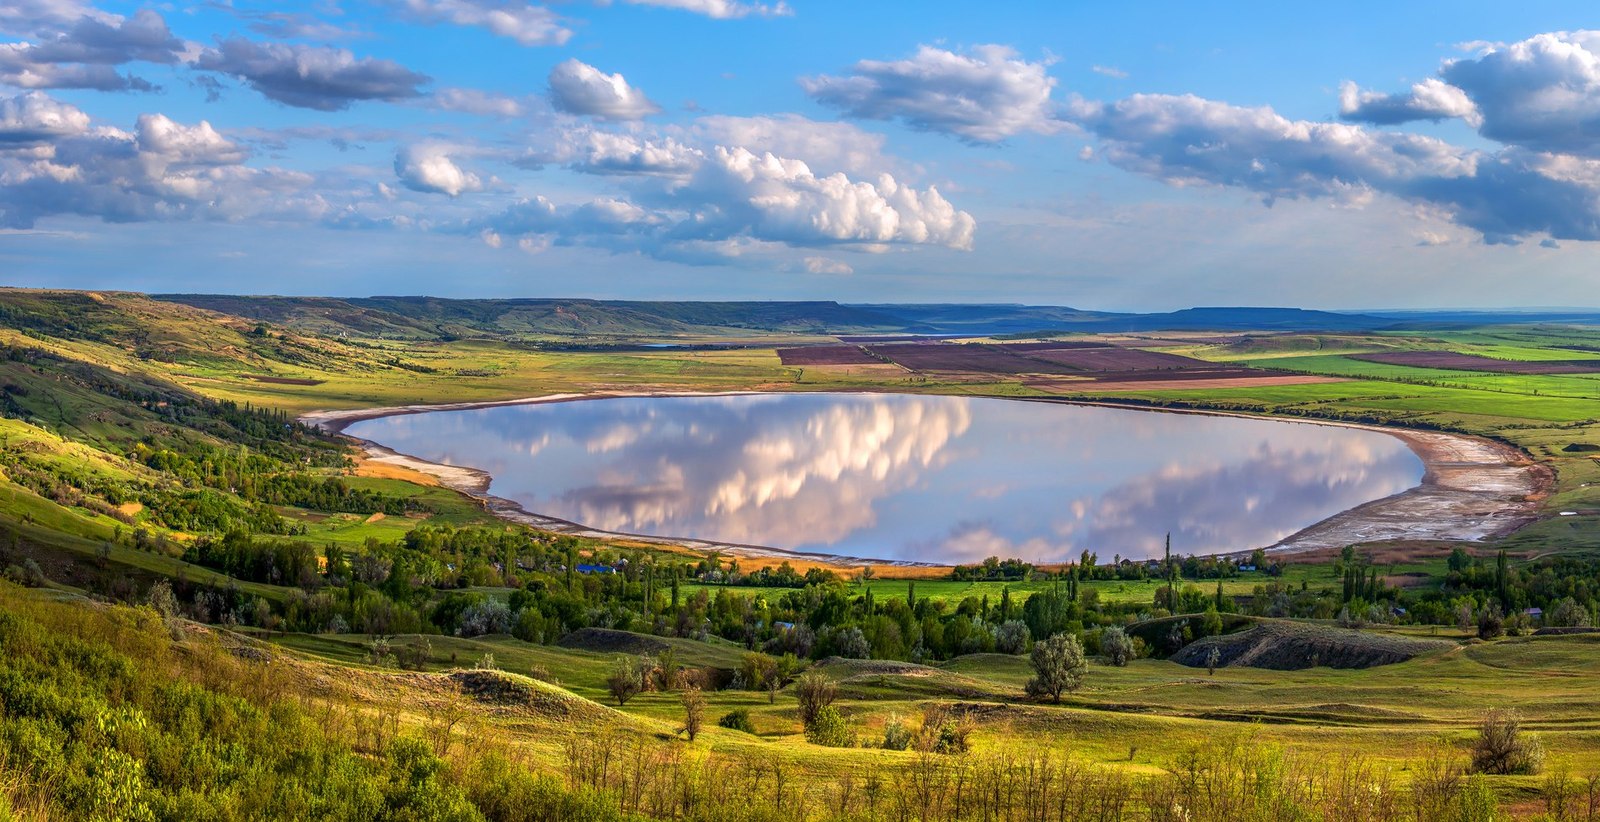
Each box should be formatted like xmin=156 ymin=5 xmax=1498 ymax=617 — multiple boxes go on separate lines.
xmin=2 ymin=1 xmax=1600 ymax=310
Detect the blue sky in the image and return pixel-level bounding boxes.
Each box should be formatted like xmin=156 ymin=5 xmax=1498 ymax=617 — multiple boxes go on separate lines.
xmin=3 ymin=0 xmax=1599 ymax=309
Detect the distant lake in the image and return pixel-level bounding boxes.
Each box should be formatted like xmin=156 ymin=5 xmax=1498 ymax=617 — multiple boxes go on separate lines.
xmin=346 ymin=393 xmax=1424 ymax=563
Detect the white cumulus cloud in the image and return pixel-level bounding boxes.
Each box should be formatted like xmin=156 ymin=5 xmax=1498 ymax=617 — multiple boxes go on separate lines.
xmin=547 ymin=59 xmax=660 ymax=120
xmin=803 ymin=44 xmax=1062 ymax=144
xmin=389 ymin=0 xmax=571 ymax=46
xmin=1339 ymin=78 xmax=1480 ymax=126
xmin=394 ymin=144 xmax=483 ymax=196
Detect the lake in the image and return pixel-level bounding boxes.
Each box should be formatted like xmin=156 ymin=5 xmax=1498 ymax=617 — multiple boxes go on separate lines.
xmin=346 ymin=393 xmax=1424 ymax=564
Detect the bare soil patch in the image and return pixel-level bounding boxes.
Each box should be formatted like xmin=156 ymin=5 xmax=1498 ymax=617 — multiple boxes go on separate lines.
xmin=353 ymin=454 xmax=440 ymax=486
xmin=868 ymin=343 xmax=1060 ymax=374
xmin=1026 ymin=347 xmax=1208 ymax=371
xmin=776 ymin=345 xmax=880 ymax=366
xmin=558 ymin=627 xmax=672 ymax=656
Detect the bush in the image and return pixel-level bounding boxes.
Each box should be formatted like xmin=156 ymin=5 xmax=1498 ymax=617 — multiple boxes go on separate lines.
xmin=1025 ymin=633 xmax=1086 ymax=703
xmin=606 ymin=655 xmax=647 ymax=706
xmin=881 ymin=713 xmax=912 ymax=751
xmin=1471 ymin=708 xmax=1544 ymax=775
xmin=804 ymin=705 xmax=854 ymax=747
xmin=918 ymin=704 xmax=973 ymax=754
xmin=718 ymin=709 xmax=756 ymax=734
xmin=995 ymin=620 xmax=1031 ymax=655
xmin=457 ymin=599 xmax=512 ymax=637
xmin=2 ymin=559 xmax=45 ymax=588
xmin=1101 ymin=626 xmax=1134 ymax=667
xmin=794 ymin=671 xmax=837 ymax=728
xmin=396 ymin=638 xmax=432 ymax=671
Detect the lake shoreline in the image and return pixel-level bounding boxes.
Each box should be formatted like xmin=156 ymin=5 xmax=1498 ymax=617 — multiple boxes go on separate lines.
xmin=301 ymin=390 xmax=1550 ymax=567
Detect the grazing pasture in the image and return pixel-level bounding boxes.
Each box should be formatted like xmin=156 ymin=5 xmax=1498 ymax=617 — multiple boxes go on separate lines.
xmin=1354 ymin=351 xmax=1600 ymax=374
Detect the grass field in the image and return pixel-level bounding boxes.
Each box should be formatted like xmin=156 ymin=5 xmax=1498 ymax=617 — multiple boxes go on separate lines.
xmin=251 ymin=613 xmax=1600 ymax=792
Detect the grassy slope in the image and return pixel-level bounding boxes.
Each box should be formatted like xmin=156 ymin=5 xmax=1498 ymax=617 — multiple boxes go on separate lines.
xmin=260 ymin=618 xmax=1600 ymax=783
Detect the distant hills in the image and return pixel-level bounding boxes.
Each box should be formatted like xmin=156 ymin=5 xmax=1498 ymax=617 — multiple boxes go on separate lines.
xmin=107 ymin=293 xmax=1600 ymax=340
xmin=156 ymin=295 xmax=906 ymax=338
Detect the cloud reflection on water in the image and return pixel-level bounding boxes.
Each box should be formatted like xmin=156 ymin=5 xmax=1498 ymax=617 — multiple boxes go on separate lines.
xmin=348 ymin=394 xmax=1421 ymax=562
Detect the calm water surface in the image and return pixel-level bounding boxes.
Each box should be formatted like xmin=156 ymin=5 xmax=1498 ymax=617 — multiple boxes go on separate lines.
xmin=347 ymin=393 xmax=1424 ymax=563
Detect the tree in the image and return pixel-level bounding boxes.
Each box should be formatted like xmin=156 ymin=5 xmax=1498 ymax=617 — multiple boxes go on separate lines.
xmin=1478 ymin=603 xmax=1506 ymax=640
xmin=794 ymin=672 xmax=837 ymax=729
xmin=739 ymin=651 xmax=773 ymax=693
xmin=1471 ymin=709 xmax=1544 ymax=775
xmin=681 ymin=686 xmax=705 ymax=741
xmin=769 ymin=653 xmax=801 ymax=704
xmin=1026 ymin=633 xmax=1086 ymax=703
xmin=1546 ymin=597 xmax=1591 ymax=628
xmin=606 ymin=655 xmax=645 ymax=706
xmin=1165 ymin=533 xmax=1176 ymax=611
xmin=1101 ymin=626 xmax=1134 ymax=667
xmin=1201 ymin=605 xmax=1224 ymax=638
xmin=831 ymin=626 xmax=870 ymax=659
xmin=655 ymin=647 xmax=680 ymax=691
xmin=1206 ymin=647 xmax=1221 ymax=676
xmin=995 ymin=620 xmax=1030 ymax=655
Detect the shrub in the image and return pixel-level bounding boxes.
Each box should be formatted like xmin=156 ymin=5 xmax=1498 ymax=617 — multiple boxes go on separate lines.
xmin=805 ymin=706 xmax=854 ymax=747
xmin=995 ymin=620 xmax=1031 ymax=655
xmin=1025 ymin=633 xmax=1085 ymax=703
xmin=718 ymin=709 xmax=756 ymax=734
xmin=918 ymin=704 xmax=973 ymax=754
xmin=794 ymin=671 xmax=838 ymax=728
xmin=396 ymin=638 xmax=432 ymax=671
xmin=606 ymin=655 xmax=646 ymax=706
xmin=368 ymin=636 xmax=397 ymax=668
xmin=3 ymin=559 xmax=45 ymax=588
xmin=1471 ymin=708 xmax=1544 ymax=775
xmin=881 ymin=713 xmax=912 ymax=751
xmin=1101 ymin=626 xmax=1134 ymax=667
xmin=457 ymin=599 xmax=512 ymax=637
